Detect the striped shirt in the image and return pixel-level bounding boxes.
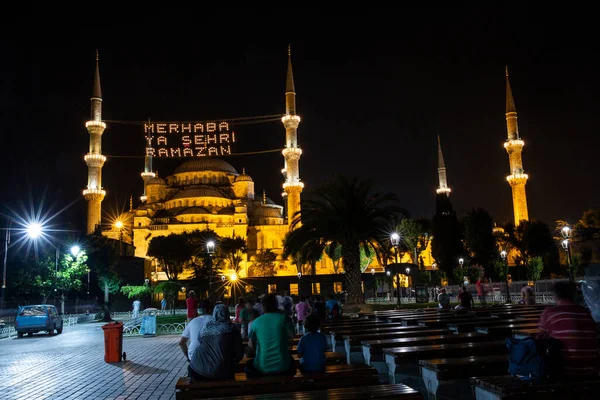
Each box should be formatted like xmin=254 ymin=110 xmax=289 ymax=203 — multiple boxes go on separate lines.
xmin=538 ymin=303 xmax=600 ymax=376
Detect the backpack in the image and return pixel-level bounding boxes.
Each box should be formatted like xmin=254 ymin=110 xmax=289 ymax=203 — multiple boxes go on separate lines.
xmin=331 ymin=303 xmax=341 ymax=318
xmin=506 ymin=336 xmax=562 ymax=381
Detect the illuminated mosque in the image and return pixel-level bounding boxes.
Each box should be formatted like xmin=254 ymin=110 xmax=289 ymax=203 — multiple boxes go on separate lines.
xmin=82 ymin=48 xmax=527 ymax=287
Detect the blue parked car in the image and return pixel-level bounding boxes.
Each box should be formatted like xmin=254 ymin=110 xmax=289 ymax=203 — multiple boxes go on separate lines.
xmin=15 ymin=305 xmax=63 ymax=337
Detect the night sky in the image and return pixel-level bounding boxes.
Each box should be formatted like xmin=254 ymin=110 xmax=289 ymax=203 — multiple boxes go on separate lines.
xmin=1 ymin=7 xmax=598 ymax=236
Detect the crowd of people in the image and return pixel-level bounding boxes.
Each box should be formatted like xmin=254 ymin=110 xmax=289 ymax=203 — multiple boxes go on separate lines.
xmin=435 ymin=281 xmax=538 ymax=310
xmin=179 ymin=290 xmax=342 ymax=381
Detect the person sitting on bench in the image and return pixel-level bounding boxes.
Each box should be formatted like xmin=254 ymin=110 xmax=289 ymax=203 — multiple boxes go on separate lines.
xmin=455 ymin=286 xmax=474 ymax=310
xmin=246 ymin=293 xmax=296 ymax=377
xmin=297 ymin=314 xmax=328 ymax=373
xmin=537 ymin=281 xmax=600 ymax=377
xmin=438 ymin=288 xmax=451 ymax=309
xmin=187 ymin=304 xmax=244 ymax=381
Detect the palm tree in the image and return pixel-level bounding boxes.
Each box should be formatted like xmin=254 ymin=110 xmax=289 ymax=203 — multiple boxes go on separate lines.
xmin=284 ymin=176 xmax=406 ymax=304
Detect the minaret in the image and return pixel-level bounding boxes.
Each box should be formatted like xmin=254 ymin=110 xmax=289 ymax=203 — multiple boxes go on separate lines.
xmin=281 ymin=45 xmax=303 ymax=226
xmin=504 ymin=67 xmax=529 ymax=226
xmin=140 ymin=118 xmax=155 ymax=202
xmin=83 ymin=50 xmax=107 ymax=234
xmin=436 ymin=135 xmax=451 ymax=196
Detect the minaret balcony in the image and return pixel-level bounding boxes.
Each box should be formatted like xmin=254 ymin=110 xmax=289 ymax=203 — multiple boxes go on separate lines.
xmin=282 ymin=147 xmax=302 ymax=159
xmin=503 ymin=139 xmax=524 ymax=148
xmin=84 ymin=154 xmax=107 ymax=167
xmin=141 ymin=172 xmax=156 ymax=179
xmin=281 ymin=115 xmax=301 ymax=123
xmin=506 ymin=173 xmax=528 ymax=184
xmin=140 ymin=195 xmax=147 ymax=202
xmin=85 ymin=121 xmax=107 ymax=129
xmin=436 ymin=187 xmax=451 ymax=195
xmin=283 ymin=181 xmax=304 ymax=190
xmin=83 ymin=188 xmax=106 ymax=197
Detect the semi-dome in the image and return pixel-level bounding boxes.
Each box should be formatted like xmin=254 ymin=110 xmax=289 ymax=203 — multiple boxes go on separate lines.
xmin=172 ymin=185 xmax=228 ymax=199
xmin=176 ymin=207 xmax=210 ymax=215
xmin=146 ymin=177 xmax=166 ymax=185
xmin=173 ymin=158 xmax=238 ymax=175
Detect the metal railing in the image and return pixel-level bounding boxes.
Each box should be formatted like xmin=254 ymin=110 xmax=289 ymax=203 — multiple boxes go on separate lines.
xmin=123 ymin=322 xmax=188 ymax=337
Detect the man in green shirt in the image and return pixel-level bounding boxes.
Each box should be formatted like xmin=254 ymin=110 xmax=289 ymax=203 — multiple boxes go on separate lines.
xmin=246 ymin=293 xmax=296 ymax=377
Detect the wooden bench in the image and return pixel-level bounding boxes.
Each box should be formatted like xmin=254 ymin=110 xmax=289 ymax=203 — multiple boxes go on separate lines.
xmin=236 ymin=352 xmax=346 ymax=373
xmin=475 ymin=323 xmax=539 ymax=336
xmin=363 ymin=333 xmax=497 ymax=366
xmin=330 ymin=325 xmax=430 ymax=352
xmin=175 ymin=363 xmax=380 ymax=399
xmin=387 ymin=312 xmax=469 ymax=325
xmin=448 ymin=318 xmax=538 ymax=333
xmin=471 ymin=375 xmax=600 ymax=399
xmin=419 ymin=355 xmax=508 ymax=398
xmin=198 ymin=383 xmax=423 ymax=399
xmin=384 ymin=340 xmax=507 ymax=383
xmin=417 ymin=316 xmax=480 ymax=328
xmin=489 ymin=310 xmax=543 ymax=319
xmin=343 ymin=329 xmax=449 ymax=364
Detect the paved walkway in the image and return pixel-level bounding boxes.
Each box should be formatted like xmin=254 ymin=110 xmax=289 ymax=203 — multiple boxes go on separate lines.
xmin=0 ymin=322 xmax=187 ymax=399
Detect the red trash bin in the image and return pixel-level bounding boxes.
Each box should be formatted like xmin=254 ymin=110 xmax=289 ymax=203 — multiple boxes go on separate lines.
xmin=102 ymin=321 xmax=124 ymax=363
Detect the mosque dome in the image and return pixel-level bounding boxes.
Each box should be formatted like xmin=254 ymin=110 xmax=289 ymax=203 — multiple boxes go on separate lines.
xmin=176 ymin=207 xmax=210 ymax=215
xmin=173 ymin=185 xmax=228 ymax=199
xmin=173 ymin=159 xmax=238 ymax=175
xmin=234 ymin=168 xmax=253 ymax=182
xmin=146 ymin=177 xmax=166 ymax=185
xmin=254 ymin=206 xmax=283 ymax=218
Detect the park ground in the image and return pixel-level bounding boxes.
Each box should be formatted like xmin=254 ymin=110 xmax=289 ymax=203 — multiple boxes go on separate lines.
xmin=0 ymin=322 xmax=187 ymax=400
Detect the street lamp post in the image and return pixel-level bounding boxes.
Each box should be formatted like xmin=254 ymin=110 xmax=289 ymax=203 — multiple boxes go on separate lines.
xmin=405 ymin=267 xmax=411 ymax=300
xmin=390 ymin=233 xmax=402 ymax=309
xmin=500 ymin=250 xmax=511 ymax=303
xmin=2 ymin=220 xmax=13 ymax=302
xmin=561 ymin=225 xmax=573 ymax=282
xmin=206 ymin=241 xmax=215 ymax=302
xmin=432 ymin=263 xmax=437 ymax=299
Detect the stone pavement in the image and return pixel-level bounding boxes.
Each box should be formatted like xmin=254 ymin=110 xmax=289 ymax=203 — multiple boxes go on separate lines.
xmin=0 ymin=322 xmax=188 ymax=399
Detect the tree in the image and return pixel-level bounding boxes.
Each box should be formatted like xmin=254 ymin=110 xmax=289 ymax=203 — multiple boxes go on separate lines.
xmin=284 ymin=176 xmax=406 ymax=304
xmin=397 ymin=218 xmax=431 ymax=267
xmin=493 ymin=259 xmax=511 ymax=302
xmin=56 ymin=250 xmax=89 ymax=314
xmin=462 ymin=208 xmax=496 ymax=274
xmin=147 ymin=233 xmax=194 ymax=281
xmin=154 ymin=281 xmax=181 ymax=313
xmin=186 ymin=229 xmax=219 ymax=292
xmin=577 ymin=209 xmax=600 ymax=240
xmin=217 ymin=236 xmax=247 ymax=274
xmin=431 ymin=211 xmax=463 ymax=281
xmin=250 ymin=249 xmax=277 ymax=277
xmin=527 ymin=256 xmax=544 ymax=282
xmin=120 ymin=284 xmax=153 ymax=301
xmin=516 ymin=221 xmax=556 ymax=259
xmin=285 ymin=240 xmax=325 ymax=276
xmin=85 ymin=233 xmax=120 ymax=321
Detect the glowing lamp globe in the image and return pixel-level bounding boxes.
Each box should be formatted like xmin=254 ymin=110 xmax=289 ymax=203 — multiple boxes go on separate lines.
xmin=26 ymin=223 xmax=43 ymax=239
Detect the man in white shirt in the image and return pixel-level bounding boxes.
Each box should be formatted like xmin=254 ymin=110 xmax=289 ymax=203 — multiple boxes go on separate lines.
xmin=179 ymin=312 xmax=213 ymax=362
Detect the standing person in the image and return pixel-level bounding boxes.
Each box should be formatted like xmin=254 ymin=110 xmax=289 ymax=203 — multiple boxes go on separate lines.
xmin=476 ymin=276 xmax=487 ymax=305
xmin=186 ymin=304 xmax=244 ymax=381
xmin=297 ymin=314 xmax=328 ymax=373
xmin=179 ymin=303 xmax=213 ymax=368
xmin=537 ymin=282 xmax=600 ymax=376
xmin=520 ymin=284 xmax=535 ymax=305
xmin=312 ymin=296 xmax=326 ymax=321
xmin=132 ymin=298 xmax=141 ymax=319
xmin=240 ymin=298 xmax=258 ymax=339
xmin=455 ymin=286 xmax=474 ymax=310
xmin=246 ymin=294 xmax=296 ymax=377
xmin=161 ymin=296 xmax=167 ymax=312
xmin=254 ymin=294 xmax=265 ymax=316
xmin=234 ymin=298 xmax=245 ymax=328
xmin=295 ymin=297 xmax=312 ymax=334
xmin=186 ymin=290 xmax=199 ymax=322
xmin=200 ymin=297 xmax=212 ymax=315
xmin=282 ymin=291 xmax=294 ymax=317
xmin=438 ymin=288 xmax=451 ymax=309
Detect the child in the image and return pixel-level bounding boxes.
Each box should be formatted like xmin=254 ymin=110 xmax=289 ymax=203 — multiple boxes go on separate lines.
xmin=296 ymin=314 xmax=328 ymax=373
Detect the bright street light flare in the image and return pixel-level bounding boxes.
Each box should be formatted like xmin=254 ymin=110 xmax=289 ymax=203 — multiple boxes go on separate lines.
xmin=26 ymin=223 xmax=43 ymax=239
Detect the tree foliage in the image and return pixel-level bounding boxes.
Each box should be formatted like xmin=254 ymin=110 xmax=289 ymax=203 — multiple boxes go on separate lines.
xmin=217 ymin=236 xmax=247 ymax=274
xmin=250 ymin=249 xmax=277 ymax=277
xmin=493 ymin=259 xmax=509 ymax=280
xmin=147 ymin=233 xmax=194 ymax=281
xmin=120 ymin=284 xmax=153 ymax=299
xmin=462 ymin=208 xmax=497 ymax=273
xmin=527 ymin=256 xmax=544 ymax=282
xmin=57 ymin=251 xmax=89 ymax=294
xmin=154 ymin=280 xmax=181 ymax=311
xmin=284 ymin=176 xmax=406 ymax=304
xmin=396 ymin=218 xmax=431 ymax=266
xmin=431 ymin=211 xmax=463 ymax=281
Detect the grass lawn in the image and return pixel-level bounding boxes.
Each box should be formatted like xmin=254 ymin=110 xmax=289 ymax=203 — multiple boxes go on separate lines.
xmin=156 ymin=315 xmax=187 ymax=324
